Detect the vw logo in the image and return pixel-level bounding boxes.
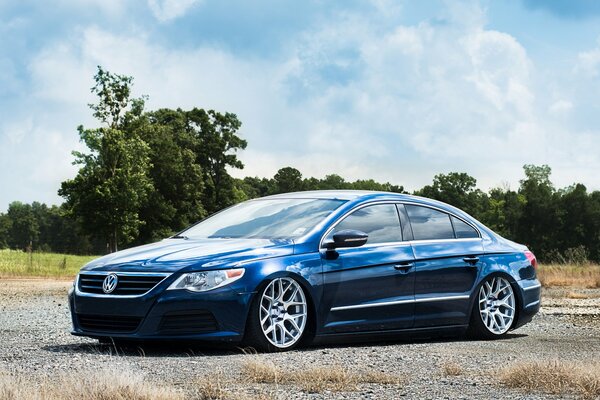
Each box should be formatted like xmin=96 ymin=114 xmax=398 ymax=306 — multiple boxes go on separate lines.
xmin=102 ymin=274 xmax=118 ymax=294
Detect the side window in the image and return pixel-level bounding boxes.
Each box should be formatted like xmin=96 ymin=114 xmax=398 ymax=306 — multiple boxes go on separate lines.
xmin=405 ymin=205 xmax=454 ymax=240
xmin=328 ymin=204 xmax=402 ymax=244
xmin=451 ymin=216 xmax=479 ymax=238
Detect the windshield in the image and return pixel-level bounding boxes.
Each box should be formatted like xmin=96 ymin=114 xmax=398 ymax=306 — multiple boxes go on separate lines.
xmin=179 ymin=198 xmax=346 ymax=239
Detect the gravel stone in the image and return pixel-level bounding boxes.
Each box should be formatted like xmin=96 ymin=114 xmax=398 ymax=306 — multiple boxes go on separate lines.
xmin=0 ymin=281 xmax=598 ymax=399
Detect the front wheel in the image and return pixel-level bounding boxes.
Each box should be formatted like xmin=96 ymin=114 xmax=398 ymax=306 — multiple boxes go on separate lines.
xmin=243 ymin=277 xmax=309 ymax=352
xmin=469 ymin=276 xmax=517 ymax=339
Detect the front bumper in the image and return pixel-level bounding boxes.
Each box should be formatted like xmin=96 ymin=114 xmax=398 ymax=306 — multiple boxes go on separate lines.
xmin=69 ymin=278 xmax=253 ymax=342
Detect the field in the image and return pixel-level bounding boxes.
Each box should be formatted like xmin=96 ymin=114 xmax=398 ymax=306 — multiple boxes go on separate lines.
xmin=0 ymin=249 xmax=97 ymax=279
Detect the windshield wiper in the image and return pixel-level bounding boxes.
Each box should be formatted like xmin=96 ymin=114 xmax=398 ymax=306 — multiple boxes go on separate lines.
xmin=170 ymin=235 xmax=189 ymax=239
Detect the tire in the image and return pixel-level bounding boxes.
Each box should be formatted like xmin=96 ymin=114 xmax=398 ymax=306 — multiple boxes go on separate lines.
xmin=468 ymin=275 xmax=517 ymax=339
xmin=243 ymin=277 xmax=309 ymax=352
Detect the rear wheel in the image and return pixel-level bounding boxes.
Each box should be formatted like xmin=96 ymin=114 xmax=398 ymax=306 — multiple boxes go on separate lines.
xmin=469 ymin=276 xmax=516 ymax=339
xmin=244 ymin=277 xmax=308 ymax=352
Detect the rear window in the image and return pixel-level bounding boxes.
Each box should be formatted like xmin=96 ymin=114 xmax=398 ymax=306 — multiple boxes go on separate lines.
xmin=405 ymin=205 xmax=455 ymax=240
xmin=451 ymin=216 xmax=479 ymax=238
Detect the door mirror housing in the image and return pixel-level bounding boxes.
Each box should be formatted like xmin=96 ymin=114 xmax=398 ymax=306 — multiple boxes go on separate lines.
xmin=325 ymin=229 xmax=368 ymax=249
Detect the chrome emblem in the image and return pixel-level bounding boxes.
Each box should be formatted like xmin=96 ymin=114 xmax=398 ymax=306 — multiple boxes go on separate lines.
xmin=102 ymin=274 xmax=118 ymax=294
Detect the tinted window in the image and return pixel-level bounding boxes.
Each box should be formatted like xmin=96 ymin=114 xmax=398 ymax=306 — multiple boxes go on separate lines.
xmin=451 ymin=216 xmax=479 ymax=238
xmin=329 ymin=204 xmax=402 ymax=244
xmin=405 ymin=205 xmax=454 ymax=240
xmin=181 ymin=198 xmax=345 ymax=239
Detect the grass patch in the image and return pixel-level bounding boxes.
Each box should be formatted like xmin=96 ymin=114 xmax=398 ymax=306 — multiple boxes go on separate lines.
xmin=566 ymin=291 xmax=592 ymax=299
xmin=441 ymin=361 xmax=463 ymax=376
xmin=0 ymin=367 xmax=182 ymax=400
xmin=501 ymin=360 xmax=600 ymax=398
xmin=241 ymin=358 xmax=403 ymax=393
xmin=0 ymin=249 xmax=96 ymax=279
xmin=538 ymin=264 xmax=600 ymax=289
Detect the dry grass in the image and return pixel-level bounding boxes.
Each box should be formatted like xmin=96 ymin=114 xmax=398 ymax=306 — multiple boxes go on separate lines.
xmin=0 ymin=368 xmax=182 ymax=400
xmin=441 ymin=362 xmax=463 ymax=377
xmin=193 ymin=372 xmax=231 ymax=400
xmin=538 ymin=264 xmax=600 ymax=289
xmin=566 ymin=291 xmax=592 ymax=299
xmin=241 ymin=358 xmax=402 ymax=393
xmin=190 ymin=370 xmax=276 ymax=400
xmin=501 ymin=360 xmax=600 ymax=398
xmin=240 ymin=359 xmax=282 ymax=384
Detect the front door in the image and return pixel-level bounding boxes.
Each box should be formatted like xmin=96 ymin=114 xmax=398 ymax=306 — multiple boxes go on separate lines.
xmin=320 ymin=203 xmax=415 ymax=334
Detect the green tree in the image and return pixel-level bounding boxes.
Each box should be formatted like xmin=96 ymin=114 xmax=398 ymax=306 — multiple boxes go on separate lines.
xmin=317 ymin=174 xmax=348 ymax=190
xmin=515 ymin=164 xmax=560 ymax=257
xmin=6 ymin=202 xmax=39 ymax=250
xmin=415 ymin=172 xmax=485 ymax=217
xmin=132 ymin=109 xmax=206 ymax=243
xmin=236 ymin=177 xmax=272 ymax=199
xmin=350 ymin=179 xmax=404 ymax=193
xmin=479 ymin=187 xmax=525 ymax=238
xmin=273 ymin=167 xmax=304 ymax=193
xmin=59 ymin=67 xmax=153 ymax=252
xmin=185 ymin=108 xmax=247 ymax=213
xmin=587 ymin=191 xmax=600 ymax=261
xmin=0 ymin=213 xmax=9 ymax=248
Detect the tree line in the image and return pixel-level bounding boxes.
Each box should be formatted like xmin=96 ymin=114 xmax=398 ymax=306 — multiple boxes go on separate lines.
xmin=0 ymin=68 xmax=598 ymax=263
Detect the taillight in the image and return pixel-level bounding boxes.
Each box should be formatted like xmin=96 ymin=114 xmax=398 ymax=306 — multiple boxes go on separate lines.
xmin=524 ymin=250 xmax=537 ymax=269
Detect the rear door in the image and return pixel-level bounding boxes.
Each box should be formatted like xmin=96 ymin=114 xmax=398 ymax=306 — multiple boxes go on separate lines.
xmin=320 ymin=203 xmax=415 ymax=333
xmin=402 ymin=204 xmax=483 ymax=328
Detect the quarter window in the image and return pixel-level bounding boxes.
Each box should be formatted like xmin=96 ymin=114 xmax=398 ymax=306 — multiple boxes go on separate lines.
xmin=405 ymin=205 xmax=454 ymax=240
xmin=451 ymin=216 xmax=479 ymax=238
xmin=328 ymin=204 xmax=402 ymax=244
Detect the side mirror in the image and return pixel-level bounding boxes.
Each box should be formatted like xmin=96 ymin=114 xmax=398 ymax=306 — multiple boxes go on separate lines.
xmin=325 ymin=229 xmax=368 ymax=249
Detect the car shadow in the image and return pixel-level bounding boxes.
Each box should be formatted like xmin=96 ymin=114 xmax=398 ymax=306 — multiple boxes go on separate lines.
xmin=42 ymin=341 xmax=241 ymax=357
xmin=42 ymin=332 xmax=528 ymax=357
xmin=308 ymin=331 xmax=528 ymax=350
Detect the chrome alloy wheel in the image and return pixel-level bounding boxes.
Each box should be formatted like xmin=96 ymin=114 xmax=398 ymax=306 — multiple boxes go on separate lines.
xmin=478 ymin=276 xmax=516 ymax=335
xmin=259 ymin=278 xmax=307 ymax=349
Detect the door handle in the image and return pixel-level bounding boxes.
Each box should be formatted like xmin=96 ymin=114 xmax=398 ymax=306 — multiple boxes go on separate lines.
xmin=394 ymin=262 xmax=414 ymax=272
xmin=463 ymin=256 xmax=480 ymax=265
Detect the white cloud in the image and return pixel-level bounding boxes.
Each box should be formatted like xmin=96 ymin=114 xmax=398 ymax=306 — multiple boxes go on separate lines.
xmin=576 ymin=47 xmax=600 ymax=78
xmin=5 ymin=1 xmax=600 ymax=210
xmin=549 ymin=99 xmax=573 ymax=114
xmin=147 ymin=0 xmax=202 ymax=22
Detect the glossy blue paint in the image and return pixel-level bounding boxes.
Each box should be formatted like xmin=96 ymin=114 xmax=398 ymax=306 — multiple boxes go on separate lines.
xmin=69 ymin=190 xmax=541 ymax=344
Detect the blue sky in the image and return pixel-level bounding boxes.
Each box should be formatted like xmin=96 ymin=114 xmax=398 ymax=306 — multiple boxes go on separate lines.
xmin=2 ymin=0 xmax=600 ymax=210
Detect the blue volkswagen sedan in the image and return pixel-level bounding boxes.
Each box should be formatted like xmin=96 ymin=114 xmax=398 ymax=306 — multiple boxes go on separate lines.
xmin=69 ymin=191 xmax=541 ymax=351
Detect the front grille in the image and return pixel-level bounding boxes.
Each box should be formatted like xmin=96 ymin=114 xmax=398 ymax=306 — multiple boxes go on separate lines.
xmin=158 ymin=310 xmax=218 ymax=335
xmin=77 ymin=314 xmax=142 ymax=333
xmin=78 ymin=273 xmax=168 ymax=296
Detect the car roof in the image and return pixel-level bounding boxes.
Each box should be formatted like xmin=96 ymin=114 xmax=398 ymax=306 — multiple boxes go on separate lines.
xmin=262 ymin=190 xmax=411 ymax=201
xmin=261 ymin=190 xmax=476 ymax=220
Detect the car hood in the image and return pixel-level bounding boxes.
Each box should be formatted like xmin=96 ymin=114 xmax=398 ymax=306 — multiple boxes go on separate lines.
xmin=80 ymin=238 xmax=296 ymax=273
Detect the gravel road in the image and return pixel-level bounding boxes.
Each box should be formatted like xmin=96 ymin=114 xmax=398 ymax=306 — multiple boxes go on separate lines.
xmin=1 ymin=279 xmax=599 ymax=399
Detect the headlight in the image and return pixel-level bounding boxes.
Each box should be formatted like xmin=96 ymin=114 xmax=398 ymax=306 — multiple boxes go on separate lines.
xmin=167 ymin=269 xmax=245 ymax=292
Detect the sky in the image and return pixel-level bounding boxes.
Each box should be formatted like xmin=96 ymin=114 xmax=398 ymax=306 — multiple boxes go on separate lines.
xmin=2 ymin=0 xmax=600 ymax=211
